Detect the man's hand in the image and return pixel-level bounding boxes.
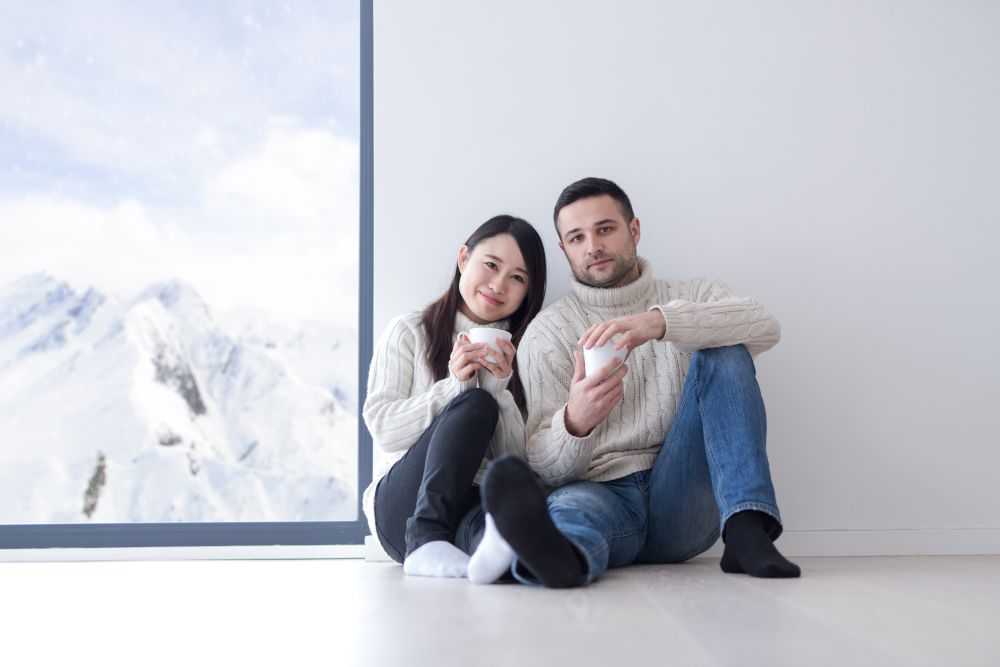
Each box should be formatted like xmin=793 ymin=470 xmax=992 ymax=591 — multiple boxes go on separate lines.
xmin=564 ymin=350 xmax=629 ymax=437
xmin=578 ymin=310 xmax=666 ymax=353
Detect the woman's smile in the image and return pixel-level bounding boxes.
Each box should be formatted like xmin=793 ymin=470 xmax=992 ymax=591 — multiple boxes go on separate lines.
xmin=478 ymin=290 xmax=503 ymax=306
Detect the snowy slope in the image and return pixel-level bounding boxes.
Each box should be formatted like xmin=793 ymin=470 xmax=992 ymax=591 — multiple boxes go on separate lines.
xmin=0 ymin=274 xmax=358 ymax=523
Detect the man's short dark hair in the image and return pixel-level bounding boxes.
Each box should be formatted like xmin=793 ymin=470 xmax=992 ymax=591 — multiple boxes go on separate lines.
xmin=553 ymin=177 xmax=635 ymax=230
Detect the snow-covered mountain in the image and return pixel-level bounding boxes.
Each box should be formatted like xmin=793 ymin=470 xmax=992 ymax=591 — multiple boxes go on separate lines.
xmin=0 ymin=273 xmax=358 ymax=523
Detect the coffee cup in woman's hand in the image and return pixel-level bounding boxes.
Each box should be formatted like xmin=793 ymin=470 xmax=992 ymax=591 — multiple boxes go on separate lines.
xmin=467 ymin=327 xmax=512 ymax=365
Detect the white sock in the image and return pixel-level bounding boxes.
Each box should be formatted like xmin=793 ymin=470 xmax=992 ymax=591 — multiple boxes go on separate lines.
xmin=467 ymin=513 xmax=514 ymax=585
xmin=402 ymin=540 xmax=469 ymax=578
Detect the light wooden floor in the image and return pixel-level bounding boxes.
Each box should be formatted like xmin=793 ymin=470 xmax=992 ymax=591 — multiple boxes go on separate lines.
xmin=3 ymin=556 xmax=998 ymax=666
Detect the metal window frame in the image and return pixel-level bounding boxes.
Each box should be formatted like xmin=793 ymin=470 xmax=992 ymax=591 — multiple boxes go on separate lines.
xmin=0 ymin=0 xmax=374 ymax=550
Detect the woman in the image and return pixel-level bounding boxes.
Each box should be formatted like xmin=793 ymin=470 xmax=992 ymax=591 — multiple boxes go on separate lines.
xmin=362 ymin=215 xmax=546 ymax=578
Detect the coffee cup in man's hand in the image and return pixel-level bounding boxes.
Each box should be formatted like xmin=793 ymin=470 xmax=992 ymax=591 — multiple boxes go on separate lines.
xmin=583 ymin=341 xmax=627 ymax=379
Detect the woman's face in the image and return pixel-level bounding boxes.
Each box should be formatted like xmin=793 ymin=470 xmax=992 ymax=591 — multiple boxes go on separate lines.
xmin=457 ymin=233 xmax=530 ymax=324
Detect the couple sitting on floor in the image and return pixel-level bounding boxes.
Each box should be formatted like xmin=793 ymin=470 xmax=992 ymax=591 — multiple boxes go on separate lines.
xmin=363 ymin=177 xmax=800 ymax=588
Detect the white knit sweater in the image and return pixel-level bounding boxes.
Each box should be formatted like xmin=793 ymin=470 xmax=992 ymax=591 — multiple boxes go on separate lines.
xmin=518 ymin=258 xmax=781 ymax=487
xmin=361 ymin=310 xmax=526 ymax=539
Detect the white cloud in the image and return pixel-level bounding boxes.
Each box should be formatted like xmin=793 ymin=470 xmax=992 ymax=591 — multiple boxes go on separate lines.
xmin=0 ymin=3 xmax=360 ymax=327
xmin=0 ymin=197 xmax=168 ymax=286
xmin=208 ymin=117 xmax=358 ymax=233
xmin=0 ymin=122 xmax=359 ymax=327
xmin=0 ymin=1 xmax=359 ymax=204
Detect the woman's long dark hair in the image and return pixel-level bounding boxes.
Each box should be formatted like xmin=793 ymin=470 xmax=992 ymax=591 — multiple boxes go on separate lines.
xmin=420 ymin=215 xmax=547 ymax=412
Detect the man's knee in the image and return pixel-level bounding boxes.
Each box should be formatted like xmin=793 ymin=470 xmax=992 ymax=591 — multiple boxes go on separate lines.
xmin=692 ymin=344 xmax=754 ymax=373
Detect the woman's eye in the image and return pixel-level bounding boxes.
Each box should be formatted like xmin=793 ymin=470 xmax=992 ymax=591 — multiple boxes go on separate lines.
xmin=485 ymin=261 xmax=498 ymax=270
xmin=513 ymin=275 xmax=526 ymax=284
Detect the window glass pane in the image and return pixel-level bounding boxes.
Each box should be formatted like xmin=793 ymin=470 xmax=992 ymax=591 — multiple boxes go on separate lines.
xmin=0 ymin=1 xmax=359 ymax=523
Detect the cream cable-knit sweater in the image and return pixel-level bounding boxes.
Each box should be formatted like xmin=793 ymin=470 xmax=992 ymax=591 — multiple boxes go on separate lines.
xmin=361 ymin=310 xmax=526 ymax=539
xmin=518 ymin=257 xmax=781 ymax=487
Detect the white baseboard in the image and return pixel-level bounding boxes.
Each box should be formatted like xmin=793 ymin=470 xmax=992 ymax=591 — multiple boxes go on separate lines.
xmin=2 ymin=529 xmax=997 ymax=562
xmin=695 ymin=528 xmax=1000 ymax=559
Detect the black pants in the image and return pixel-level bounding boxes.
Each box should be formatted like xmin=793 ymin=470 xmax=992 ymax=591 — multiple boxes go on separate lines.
xmin=373 ymin=388 xmax=499 ymax=563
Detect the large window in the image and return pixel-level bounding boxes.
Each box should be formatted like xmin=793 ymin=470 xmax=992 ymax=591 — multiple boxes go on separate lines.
xmin=0 ymin=1 xmax=372 ymax=547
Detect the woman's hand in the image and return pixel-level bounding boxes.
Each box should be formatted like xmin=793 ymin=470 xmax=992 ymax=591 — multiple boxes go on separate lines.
xmin=450 ymin=335 xmax=488 ymax=382
xmin=479 ymin=337 xmax=516 ymax=380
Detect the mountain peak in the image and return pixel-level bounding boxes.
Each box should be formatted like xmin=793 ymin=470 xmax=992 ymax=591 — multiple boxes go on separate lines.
xmin=0 ymin=272 xmax=77 ymax=338
xmin=1 ymin=272 xmax=72 ymax=302
xmin=133 ymin=280 xmax=211 ymax=317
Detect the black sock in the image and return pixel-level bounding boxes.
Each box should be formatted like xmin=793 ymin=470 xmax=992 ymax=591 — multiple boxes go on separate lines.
xmin=481 ymin=455 xmax=585 ymax=588
xmin=721 ymin=510 xmax=801 ymax=578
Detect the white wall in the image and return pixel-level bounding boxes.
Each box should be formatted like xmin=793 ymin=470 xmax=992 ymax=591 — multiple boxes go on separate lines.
xmin=374 ymin=0 xmax=1000 ymax=554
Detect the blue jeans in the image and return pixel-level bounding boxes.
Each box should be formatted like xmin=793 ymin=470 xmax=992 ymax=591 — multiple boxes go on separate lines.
xmin=513 ymin=344 xmax=782 ymax=586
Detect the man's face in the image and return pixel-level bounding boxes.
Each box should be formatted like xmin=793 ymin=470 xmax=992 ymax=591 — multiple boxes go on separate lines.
xmin=556 ymin=194 xmax=641 ymax=288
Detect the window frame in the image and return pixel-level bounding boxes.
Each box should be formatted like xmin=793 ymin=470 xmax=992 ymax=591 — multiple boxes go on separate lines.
xmin=0 ymin=0 xmax=374 ymax=550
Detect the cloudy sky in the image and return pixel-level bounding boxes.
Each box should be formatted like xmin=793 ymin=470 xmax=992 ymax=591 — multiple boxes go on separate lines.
xmin=0 ymin=1 xmax=360 ymax=327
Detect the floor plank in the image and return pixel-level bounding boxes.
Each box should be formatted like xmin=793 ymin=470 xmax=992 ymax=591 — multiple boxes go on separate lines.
xmin=1 ymin=556 xmax=998 ymax=666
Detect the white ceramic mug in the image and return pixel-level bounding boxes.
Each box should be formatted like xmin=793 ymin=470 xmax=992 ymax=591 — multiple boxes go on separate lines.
xmin=466 ymin=327 xmax=512 ymax=365
xmin=583 ymin=340 xmax=628 ymax=378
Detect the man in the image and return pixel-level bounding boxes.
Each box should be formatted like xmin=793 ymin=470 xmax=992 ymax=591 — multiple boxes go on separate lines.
xmin=473 ymin=177 xmax=799 ymax=587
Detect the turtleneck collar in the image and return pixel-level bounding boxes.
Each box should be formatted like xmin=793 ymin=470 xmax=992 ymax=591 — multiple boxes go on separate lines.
xmin=454 ymin=309 xmax=510 ymax=334
xmin=570 ymin=257 xmax=655 ymax=310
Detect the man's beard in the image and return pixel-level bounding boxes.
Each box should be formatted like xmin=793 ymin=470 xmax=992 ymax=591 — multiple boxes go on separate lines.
xmin=573 ymin=250 xmax=638 ymax=288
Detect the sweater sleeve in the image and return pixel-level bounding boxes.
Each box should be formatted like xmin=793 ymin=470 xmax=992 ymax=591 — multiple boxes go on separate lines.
xmin=650 ymin=279 xmax=781 ymax=357
xmin=477 ymin=366 xmax=511 ymax=394
xmin=518 ymin=318 xmax=597 ymax=486
xmin=486 ymin=389 xmax=526 ymax=462
xmin=362 ymin=316 xmax=476 ymax=453
xmin=477 ymin=366 xmax=524 ymax=460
